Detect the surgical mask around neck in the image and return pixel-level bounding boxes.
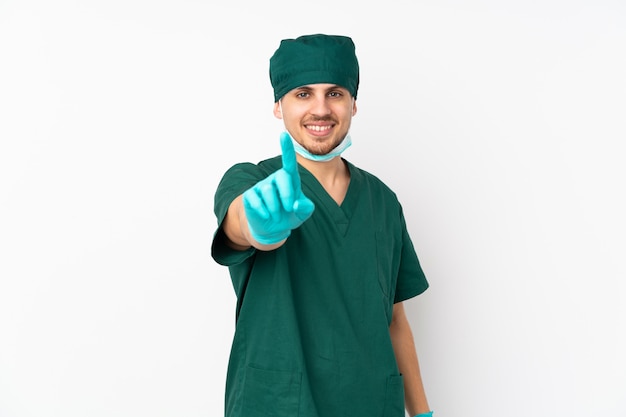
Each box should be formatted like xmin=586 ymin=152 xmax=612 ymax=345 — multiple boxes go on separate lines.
xmin=279 ymin=99 xmax=353 ymax=162
xmin=285 ymin=131 xmax=352 ymax=162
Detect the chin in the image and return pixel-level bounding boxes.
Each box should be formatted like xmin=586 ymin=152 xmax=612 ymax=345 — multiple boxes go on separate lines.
xmin=309 ymin=139 xmax=342 ymax=155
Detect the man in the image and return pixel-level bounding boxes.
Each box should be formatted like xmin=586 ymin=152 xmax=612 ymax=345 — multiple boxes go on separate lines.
xmin=212 ymin=34 xmax=434 ymax=417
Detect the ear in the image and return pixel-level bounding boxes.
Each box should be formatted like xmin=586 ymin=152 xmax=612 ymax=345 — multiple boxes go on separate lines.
xmin=352 ymin=99 xmax=358 ymax=117
xmin=273 ymin=102 xmax=283 ymax=119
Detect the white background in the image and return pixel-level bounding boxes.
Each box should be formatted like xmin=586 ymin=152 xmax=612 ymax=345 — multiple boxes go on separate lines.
xmin=1 ymin=1 xmax=625 ymax=416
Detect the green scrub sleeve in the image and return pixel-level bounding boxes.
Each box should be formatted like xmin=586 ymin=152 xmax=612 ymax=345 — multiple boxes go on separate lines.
xmin=211 ymin=162 xmax=274 ymax=266
xmin=211 ymin=227 xmax=255 ymax=266
xmin=393 ymin=205 xmax=430 ymax=303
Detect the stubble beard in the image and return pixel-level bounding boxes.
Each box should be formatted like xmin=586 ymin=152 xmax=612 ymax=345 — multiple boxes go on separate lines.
xmin=301 ymin=116 xmax=346 ymax=156
xmin=305 ymin=134 xmax=346 ymax=155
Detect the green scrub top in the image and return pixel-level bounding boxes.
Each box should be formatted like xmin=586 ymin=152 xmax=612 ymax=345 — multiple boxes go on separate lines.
xmin=212 ymin=156 xmax=429 ymax=417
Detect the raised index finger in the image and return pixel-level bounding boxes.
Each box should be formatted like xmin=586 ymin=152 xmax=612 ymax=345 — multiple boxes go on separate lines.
xmin=280 ymin=131 xmax=300 ymax=182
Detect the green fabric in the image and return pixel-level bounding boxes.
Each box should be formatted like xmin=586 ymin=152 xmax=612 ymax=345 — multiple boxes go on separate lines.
xmin=212 ymin=157 xmax=429 ymax=417
xmin=269 ymin=34 xmax=360 ymax=102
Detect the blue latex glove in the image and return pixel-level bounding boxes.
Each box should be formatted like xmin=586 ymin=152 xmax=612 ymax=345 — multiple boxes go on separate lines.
xmin=242 ymin=132 xmax=315 ymax=245
xmin=413 ymin=412 xmax=434 ymax=417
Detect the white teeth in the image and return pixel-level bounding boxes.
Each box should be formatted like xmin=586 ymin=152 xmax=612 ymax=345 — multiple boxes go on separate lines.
xmin=307 ymin=125 xmax=331 ymax=132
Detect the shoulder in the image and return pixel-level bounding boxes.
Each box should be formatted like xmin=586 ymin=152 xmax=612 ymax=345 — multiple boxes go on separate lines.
xmin=220 ymin=156 xmax=282 ymax=182
xmin=347 ymin=160 xmax=399 ymax=202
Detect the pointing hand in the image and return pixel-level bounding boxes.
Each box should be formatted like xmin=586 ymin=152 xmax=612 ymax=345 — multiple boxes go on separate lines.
xmin=242 ymin=132 xmax=315 ymax=245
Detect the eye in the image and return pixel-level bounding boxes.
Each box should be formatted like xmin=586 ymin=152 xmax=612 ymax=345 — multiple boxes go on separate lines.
xmin=328 ymin=91 xmax=343 ymax=98
xmin=296 ymin=91 xmax=310 ymax=98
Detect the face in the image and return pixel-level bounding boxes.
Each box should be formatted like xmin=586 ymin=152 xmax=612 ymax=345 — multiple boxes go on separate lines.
xmin=274 ymin=84 xmax=357 ymax=156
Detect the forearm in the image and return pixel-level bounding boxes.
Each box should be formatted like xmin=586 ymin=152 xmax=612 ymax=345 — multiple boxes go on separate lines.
xmin=389 ymin=302 xmax=430 ymax=416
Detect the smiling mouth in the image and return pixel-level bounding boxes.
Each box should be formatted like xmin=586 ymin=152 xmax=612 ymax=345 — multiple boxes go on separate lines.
xmin=305 ymin=124 xmax=333 ymax=132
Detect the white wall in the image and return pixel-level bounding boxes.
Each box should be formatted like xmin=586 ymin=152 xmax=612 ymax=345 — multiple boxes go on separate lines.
xmin=1 ymin=1 xmax=624 ymax=416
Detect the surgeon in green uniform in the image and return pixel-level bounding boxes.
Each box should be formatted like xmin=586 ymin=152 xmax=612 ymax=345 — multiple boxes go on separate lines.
xmin=212 ymin=34 xmax=434 ymax=417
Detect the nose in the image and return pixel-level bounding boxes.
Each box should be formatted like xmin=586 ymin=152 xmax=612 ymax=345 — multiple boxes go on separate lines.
xmin=309 ymin=95 xmax=332 ymax=117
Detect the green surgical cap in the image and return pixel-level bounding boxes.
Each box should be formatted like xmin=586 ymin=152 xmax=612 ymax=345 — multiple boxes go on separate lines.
xmin=269 ymin=34 xmax=359 ymax=102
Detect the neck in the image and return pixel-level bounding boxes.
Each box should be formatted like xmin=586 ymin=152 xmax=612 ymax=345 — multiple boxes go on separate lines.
xmin=296 ymin=154 xmax=350 ymax=205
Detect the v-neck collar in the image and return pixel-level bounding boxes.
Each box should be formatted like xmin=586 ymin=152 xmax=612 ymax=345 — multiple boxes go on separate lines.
xmin=298 ymin=159 xmax=361 ymax=236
